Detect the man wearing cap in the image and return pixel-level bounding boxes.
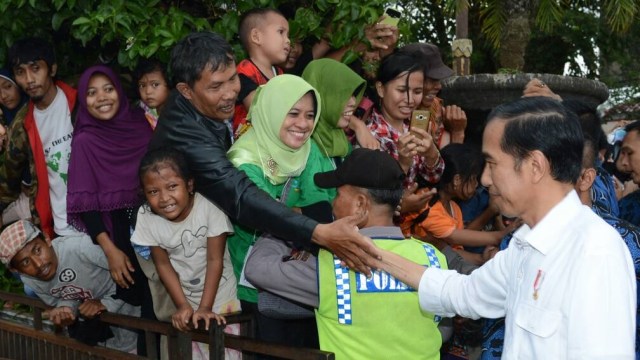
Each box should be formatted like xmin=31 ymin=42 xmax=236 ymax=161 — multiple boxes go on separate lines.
xmin=0 ymin=220 xmax=139 ymax=352
xmin=401 ymin=43 xmax=467 ymax=147
xmin=245 ymin=148 xmax=447 ymax=359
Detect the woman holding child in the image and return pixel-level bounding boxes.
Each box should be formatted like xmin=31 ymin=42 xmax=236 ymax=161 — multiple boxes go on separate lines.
xmin=66 ymin=65 xmax=152 ymax=308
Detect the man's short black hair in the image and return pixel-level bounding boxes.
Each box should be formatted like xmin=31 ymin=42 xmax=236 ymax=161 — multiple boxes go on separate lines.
xmin=487 ymin=96 xmax=584 ymax=184
xmin=169 ymin=32 xmax=235 ymax=88
xmin=625 ymin=120 xmax=640 ymax=135
xmin=8 ymin=37 xmax=56 ymax=72
xmin=364 ymin=188 xmax=404 ymax=212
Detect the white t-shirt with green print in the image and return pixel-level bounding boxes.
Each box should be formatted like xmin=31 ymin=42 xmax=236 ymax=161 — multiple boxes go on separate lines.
xmin=33 ymin=86 xmax=78 ymax=236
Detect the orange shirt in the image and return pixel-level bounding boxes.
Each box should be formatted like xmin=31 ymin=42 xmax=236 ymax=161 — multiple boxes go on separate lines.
xmin=401 ymin=200 xmax=463 ymax=249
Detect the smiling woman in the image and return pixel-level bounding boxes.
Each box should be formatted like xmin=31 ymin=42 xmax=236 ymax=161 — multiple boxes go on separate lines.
xmin=66 ymin=65 xmax=153 ymax=311
xmin=85 ymin=73 xmax=120 ymax=121
xmin=225 ymin=74 xmax=323 ymax=346
xmin=0 ymin=69 xmax=27 ymax=125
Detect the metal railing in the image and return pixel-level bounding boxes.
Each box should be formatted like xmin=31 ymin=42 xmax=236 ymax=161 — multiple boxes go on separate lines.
xmin=0 ymin=291 xmax=334 ymax=360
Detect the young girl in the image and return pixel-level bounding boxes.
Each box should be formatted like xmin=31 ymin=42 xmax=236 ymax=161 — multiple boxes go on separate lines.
xmin=402 ymin=143 xmax=514 ymax=265
xmin=131 ymin=147 xmax=240 ymax=360
xmin=133 ymin=59 xmax=171 ymax=129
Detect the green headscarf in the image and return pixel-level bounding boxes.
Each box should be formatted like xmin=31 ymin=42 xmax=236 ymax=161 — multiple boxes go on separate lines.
xmin=302 ymin=59 xmax=366 ymax=157
xmin=228 ymin=74 xmax=321 ymax=185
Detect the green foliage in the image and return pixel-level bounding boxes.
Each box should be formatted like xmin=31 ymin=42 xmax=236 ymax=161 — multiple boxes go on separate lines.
xmin=0 ymin=263 xmax=22 ymax=295
xmin=0 ymin=0 xmax=637 ymax=104
xmin=0 ymin=0 xmax=391 ymax=75
xmin=396 ymin=0 xmax=456 ymax=47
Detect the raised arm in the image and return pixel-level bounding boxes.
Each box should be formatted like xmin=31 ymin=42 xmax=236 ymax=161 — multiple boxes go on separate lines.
xmin=150 ymin=93 xmax=380 ymax=274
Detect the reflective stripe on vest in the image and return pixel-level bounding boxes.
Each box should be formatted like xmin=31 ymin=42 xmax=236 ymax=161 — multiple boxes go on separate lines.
xmin=334 ymin=243 xmax=442 ymax=325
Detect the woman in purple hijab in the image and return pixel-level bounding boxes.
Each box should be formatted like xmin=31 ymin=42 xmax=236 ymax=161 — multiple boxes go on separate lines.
xmin=67 ymin=65 xmax=152 ymax=307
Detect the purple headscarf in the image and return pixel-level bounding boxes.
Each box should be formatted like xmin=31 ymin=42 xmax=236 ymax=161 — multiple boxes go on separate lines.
xmin=67 ymin=65 xmax=153 ymax=234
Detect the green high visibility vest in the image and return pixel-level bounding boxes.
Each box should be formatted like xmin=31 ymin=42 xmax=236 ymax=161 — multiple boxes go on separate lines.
xmin=316 ymin=236 xmax=446 ymax=360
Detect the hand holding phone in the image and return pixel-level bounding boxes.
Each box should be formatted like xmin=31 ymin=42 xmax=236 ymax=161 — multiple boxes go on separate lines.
xmin=380 ymin=8 xmax=401 ymax=27
xmin=410 ymin=110 xmax=431 ymax=138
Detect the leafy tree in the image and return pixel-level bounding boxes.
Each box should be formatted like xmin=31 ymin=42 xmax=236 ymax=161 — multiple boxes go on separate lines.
xmin=0 ymin=0 xmax=388 ymax=78
xmin=0 ymin=0 xmax=637 ymax=104
xmin=473 ymin=0 xmax=639 ymax=71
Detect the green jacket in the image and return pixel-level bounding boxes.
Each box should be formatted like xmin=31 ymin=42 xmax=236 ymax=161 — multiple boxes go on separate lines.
xmin=228 ymin=148 xmax=334 ymax=303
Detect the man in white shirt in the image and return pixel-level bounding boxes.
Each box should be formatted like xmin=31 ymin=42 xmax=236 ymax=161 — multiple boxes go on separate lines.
xmin=375 ymin=96 xmax=636 ymax=359
xmin=2 ymin=37 xmax=81 ymax=238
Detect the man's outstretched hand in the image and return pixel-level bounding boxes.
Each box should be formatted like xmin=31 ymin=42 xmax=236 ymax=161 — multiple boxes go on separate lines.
xmin=312 ymin=212 xmax=381 ymax=275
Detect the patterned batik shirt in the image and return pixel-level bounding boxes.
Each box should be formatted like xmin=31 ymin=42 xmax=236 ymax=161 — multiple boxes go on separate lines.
xmin=619 ymin=190 xmax=640 ymax=227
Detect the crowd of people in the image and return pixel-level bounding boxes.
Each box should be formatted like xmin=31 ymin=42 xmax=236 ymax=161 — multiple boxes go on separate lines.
xmin=0 ymin=6 xmax=638 ymax=360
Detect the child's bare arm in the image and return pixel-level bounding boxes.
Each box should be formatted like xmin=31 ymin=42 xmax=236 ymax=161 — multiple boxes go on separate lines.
xmin=243 ymin=91 xmax=255 ymax=112
xmin=193 ymin=234 xmax=228 ymax=330
xmin=150 ymin=246 xmax=192 ymax=330
xmin=446 ymin=228 xmax=503 ymax=247
xmin=466 ymin=205 xmax=499 ymax=231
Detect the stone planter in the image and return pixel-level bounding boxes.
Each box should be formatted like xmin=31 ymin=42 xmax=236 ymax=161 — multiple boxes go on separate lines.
xmin=440 ymin=73 xmax=610 ymax=111
xmin=438 ymin=73 xmax=610 ymax=146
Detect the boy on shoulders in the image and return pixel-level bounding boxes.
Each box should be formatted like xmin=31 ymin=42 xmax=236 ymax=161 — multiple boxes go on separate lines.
xmin=233 ymin=8 xmax=290 ymax=138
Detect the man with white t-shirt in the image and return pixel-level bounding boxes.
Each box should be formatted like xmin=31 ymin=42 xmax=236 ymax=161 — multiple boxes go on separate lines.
xmin=0 ymin=37 xmax=80 ymax=239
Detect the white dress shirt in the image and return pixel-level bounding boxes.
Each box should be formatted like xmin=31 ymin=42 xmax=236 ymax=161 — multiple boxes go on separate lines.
xmin=419 ymin=190 xmax=636 ymax=359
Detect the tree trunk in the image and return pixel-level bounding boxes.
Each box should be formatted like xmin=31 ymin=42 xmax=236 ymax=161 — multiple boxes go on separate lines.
xmin=498 ymin=0 xmax=534 ymax=71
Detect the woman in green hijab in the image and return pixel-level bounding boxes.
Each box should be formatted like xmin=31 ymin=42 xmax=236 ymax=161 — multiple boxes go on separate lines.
xmin=298 ymin=58 xmax=367 ymax=206
xmin=227 ymin=74 xmax=321 ymax=303
xmin=226 ymin=74 xmax=324 ymax=348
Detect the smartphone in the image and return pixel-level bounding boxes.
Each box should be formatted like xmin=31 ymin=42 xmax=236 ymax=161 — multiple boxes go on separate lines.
xmin=410 ymin=110 xmax=431 ymax=137
xmin=380 ymin=8 xmax=401 ymax=27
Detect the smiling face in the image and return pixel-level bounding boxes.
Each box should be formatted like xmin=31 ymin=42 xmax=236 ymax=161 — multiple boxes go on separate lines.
xmin=179 ymin=62 xmax=240 ymax=121
xmin=138 ymin=70 xmax=170 ymax=109
xmin=481 ymin=120 xmax=529 ymax=218
xmin=279 ymin=92 xmax=316 ymax=149
xmin=336 ymin=96 xmax=357 ymax=129
xmin=142 ymin=163 xmax=195 ymax=222
xmin=13 ymin=60 xmax=57 ymax=106
xmin=282 ymin=41 xmax=302 ymax=70
xmin=421 ymin=77 xmax=442 ymax=108
xmin=0 ymin=77 xmax=21 ymax=110
xmin=11 ymin=237 xmax=58 ymax=281
xmin=376 ymin=70 xmax=424 ymax=123
xmin=258 ymin=12 xmax=291 ymax=65
xmin=86 ymin=73 xmax=120 ymax=121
